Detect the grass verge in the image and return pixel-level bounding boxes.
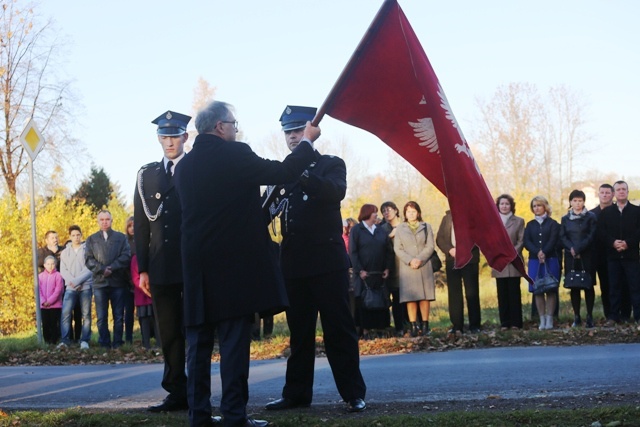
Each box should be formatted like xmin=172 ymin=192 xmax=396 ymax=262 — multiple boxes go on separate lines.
xmin=1 ymin=406 xmax=640 ymax=427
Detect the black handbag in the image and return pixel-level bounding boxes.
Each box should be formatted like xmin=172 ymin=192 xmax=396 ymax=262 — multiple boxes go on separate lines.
xmin=533 ymin=263 xmax=559 ymax=295
xmin=564 ymin=258 xmax=592 ymax=289
xmin=361 ymin=272 xmax=390 ymax=310
xmin=429 ymin=251 xmax=442 ymax=272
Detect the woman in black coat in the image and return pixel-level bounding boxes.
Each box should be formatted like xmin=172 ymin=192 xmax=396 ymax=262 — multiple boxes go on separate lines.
xmin=349 ymin=204 xmax=393 ymax=339
xmin=560 ymin=189 xmax=598 ymax=328
xmin=524 ymin=196 xmax=561 ymax=330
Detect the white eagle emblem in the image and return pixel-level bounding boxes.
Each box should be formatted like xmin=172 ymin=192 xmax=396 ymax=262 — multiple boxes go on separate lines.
xmin=437 ymin=83 xmax=481 ymax=176
xmin=408 ymin=118 xmax=438 ymax=153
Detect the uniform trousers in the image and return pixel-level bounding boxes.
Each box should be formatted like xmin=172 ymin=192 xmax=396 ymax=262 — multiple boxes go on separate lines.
xmin=445 ymin=261 xmax=481 ymax=331
xmin=495 ymin=277 xmax=523 ymax=328
xmin=150 ymin=282 xmax=187 ymax=401
xmin=282 ymin=269 xmax=366 ymax=403
xmin=186 ymin=316 xmax=252 ymax=427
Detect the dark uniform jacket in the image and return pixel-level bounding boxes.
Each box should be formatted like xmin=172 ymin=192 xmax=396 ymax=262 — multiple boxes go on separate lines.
xmin=273 ymin=152 xmax=351 ymax=280
xmin=133 ymin=159 xmax=183 ymax=284
xmin=174 ymin=133 xmax=316 ymax=326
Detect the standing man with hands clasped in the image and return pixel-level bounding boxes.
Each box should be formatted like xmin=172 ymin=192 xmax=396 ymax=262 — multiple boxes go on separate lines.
xmin=598 ymin=180 xmax=640 ymax=325
xmin=264 ymin=106 xmax=367 ymax=414
xmin=134 ymin=110 xmax=191 ymax=413
xmin=174 ymin=101 xmax=319 ymax=427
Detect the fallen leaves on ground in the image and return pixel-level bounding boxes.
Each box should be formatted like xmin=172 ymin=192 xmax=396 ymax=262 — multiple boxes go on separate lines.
xmin=1 ymin=320 xmax=638 ymax=366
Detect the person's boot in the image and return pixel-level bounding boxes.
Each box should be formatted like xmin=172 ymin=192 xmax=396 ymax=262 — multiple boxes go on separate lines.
xmin=421 ymin=321 xmax=430 ymax=335
xmin=572 ymin=315 xmax=582 ymax=328
xmin=410 ymin=322 xmax=419 ymax=337
xmin=585 ymin=314 xmax=594 ymax=328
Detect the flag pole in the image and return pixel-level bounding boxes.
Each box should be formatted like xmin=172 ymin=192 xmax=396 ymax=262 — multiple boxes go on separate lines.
xmin=312 ymin=0 xmax=396 ymax=126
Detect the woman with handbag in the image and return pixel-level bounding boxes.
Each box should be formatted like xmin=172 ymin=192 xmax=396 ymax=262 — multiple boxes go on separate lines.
xmin=393 ymin=201 xmax=437 ymax=337
xmin=560 ymin=189 xmax=598 ymax=328
xmin=492 ymin=194 xmax=525 ymax=330
xmin=349 ymin=204 xmax=393 ymax=339
xmin=524 ymin=196 xmax=561 ymax=330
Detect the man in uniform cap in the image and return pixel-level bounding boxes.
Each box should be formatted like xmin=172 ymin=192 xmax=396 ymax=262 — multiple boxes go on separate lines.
xmin=264 ymin=105 xmax=367 ymax=413
xmin=134 ymin=110 xmax=190 ymax=412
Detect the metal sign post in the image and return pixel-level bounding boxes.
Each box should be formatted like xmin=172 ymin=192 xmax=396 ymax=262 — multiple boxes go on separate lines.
xmin=20 ymin=119 xmax=45 ymax=345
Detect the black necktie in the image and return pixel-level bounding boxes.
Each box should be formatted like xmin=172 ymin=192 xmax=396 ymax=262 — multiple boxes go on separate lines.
xmin=166 ymin=161 xmax=173 ymax=181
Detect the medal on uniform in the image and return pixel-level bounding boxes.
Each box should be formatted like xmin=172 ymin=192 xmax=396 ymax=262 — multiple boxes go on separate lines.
xmin=155 ymin=193 xmax=161 ymax=199
xmin=280 ymin=188 xmax=286 ymax=195
xmin=303 ymin=194 xmax=308 ymax=201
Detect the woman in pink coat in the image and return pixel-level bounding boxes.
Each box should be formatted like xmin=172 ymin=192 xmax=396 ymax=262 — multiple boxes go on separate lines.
xmin=39 ymin=255 xmax=64 ymax=344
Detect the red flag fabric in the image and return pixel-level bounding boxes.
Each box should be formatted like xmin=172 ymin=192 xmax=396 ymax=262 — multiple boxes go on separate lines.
xmin=318 ymin=0 xmax=528 ymax=277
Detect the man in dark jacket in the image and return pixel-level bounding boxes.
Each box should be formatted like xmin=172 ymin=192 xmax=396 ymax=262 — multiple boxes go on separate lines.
xmin=264 ymin=106 xmax=366 ymax=414
xmin=597 ymin=180 xmax=640 ymax=324
xmin=174 ymin=101 xmax=318 ymax=427
xmin=85 ymin=210 xmax=131 ymax=348
xmin=134 ymin=110 xmax=190 ymax=412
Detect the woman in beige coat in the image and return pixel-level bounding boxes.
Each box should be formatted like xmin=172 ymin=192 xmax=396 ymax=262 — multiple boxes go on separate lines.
xmin=393 ymin=201 xmax=436 ymax=337
xmin=491 ymin=194 xmax=525 ymax=329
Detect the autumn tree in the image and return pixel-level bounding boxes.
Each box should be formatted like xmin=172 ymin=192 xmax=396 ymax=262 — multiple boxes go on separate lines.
xmin=474 ymin=83 xmax=592 ymax=211
xmin=0 ymin=191 xmax=128 ymax=335
xmin=0 ymin=1 xmax=81 ymax=198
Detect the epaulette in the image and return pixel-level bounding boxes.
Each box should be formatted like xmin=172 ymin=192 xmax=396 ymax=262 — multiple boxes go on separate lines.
xmin=140 ymin=161 xmax=159 ymax=170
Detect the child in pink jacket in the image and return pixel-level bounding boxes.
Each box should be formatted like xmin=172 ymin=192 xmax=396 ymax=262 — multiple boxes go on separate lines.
xmin=39 ymin=255 xmax=64 ymax=344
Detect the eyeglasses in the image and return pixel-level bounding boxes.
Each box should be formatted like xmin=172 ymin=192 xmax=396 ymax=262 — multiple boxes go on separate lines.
xmin=220 ymin=120 xmax=238 ymax=131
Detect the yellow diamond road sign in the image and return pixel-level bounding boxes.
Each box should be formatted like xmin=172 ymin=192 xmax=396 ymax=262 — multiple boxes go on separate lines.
xmin=20 ymin=119 xmax=45 ymax=161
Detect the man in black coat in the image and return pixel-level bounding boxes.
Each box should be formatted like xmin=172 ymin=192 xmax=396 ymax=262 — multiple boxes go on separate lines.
xmin=264 ymin=106 xmax=366 ymax=414
xmin=134 ymin=110 xmax=191 ymax=412
xmin=174 ymin=101 xmax=318 ymax=427
xmin=597 ymin=180 xmax=640 ymax=324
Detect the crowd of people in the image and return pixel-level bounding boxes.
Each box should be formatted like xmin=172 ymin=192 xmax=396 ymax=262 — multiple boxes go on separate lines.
xmin=341 ymin=181 xmax=640 ymax=337
xmin=36 ymin=215 xmax=156 ymax=350
xmin=33 ymin=98 xmax=640 ymax=426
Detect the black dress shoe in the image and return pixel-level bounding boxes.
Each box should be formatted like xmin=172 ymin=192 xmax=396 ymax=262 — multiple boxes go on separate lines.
xmin=147 ymin=396 xmax=189 ymax=412
xmin=243 ymin=419 xmax=269 ymax=427
xmin=209 ymin=416 xmax=222 ymax=425
xmin=347 ymin=398 xmax=366 ymax=412
xmin=265 ymin=397 xmax=310 ymax=410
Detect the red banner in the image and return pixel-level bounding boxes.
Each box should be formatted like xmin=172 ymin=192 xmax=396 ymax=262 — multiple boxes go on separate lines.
xmin=317 ymin=0 xmax=527 ymax=277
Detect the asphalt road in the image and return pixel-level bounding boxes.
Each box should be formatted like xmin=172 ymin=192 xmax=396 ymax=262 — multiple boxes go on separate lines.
xmin=0 ymin=343 xmax=638 ymax=410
